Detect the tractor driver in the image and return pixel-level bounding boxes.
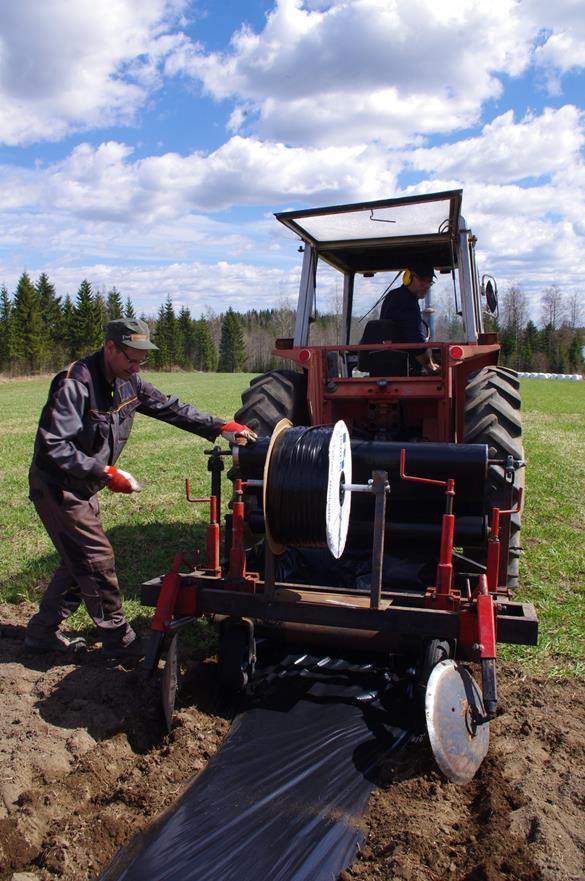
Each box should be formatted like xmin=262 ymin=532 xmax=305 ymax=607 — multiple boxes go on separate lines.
xmin=380 ymin=259 xmax=440 ymax=375
xmin=24 ymin=318 xmax=257 ymax=659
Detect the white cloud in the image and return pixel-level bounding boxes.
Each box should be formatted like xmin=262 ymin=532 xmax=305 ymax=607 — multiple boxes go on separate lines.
xmin=2 ymin=0 xmax=584 ymax=152
xmin=167 ymin=0 xmax=535 ymax=146
xmin=393 ymin=177 xmax=585 ymax=308
xmin=528 ymin=0 xmax=585 ymax=88
xmin=536 ymin=32 xmax=585 ymax=76
xmin=407 ymin=106 xmax=585 ymax=183
xmin=0 ymin=0 xmax=188 ymax=145
xmin=0 ymin=137 xmax=398 ymax=227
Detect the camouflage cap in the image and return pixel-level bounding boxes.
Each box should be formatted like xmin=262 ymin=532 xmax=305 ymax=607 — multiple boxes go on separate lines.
xmin=105 ymin=318 xmax=158 ymax=351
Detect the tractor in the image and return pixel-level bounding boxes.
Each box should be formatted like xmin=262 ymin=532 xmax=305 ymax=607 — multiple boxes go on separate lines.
xmin=142 ymin=190 xmax=537 ymax=784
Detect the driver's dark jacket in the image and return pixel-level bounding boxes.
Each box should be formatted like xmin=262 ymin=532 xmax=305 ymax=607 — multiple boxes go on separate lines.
xmin=380 ymin=284 xmax=425 ymax=343
xmin=30 ymin=349 xmax=225 ymax=499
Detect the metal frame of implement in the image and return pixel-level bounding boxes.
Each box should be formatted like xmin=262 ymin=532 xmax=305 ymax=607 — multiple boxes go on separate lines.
xmin=142 ymin=443 xmax=538 ymax=722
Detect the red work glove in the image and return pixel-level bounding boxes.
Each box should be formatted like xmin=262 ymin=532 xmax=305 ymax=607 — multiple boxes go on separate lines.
xmin=220 ymin=421 xmax=258 ymax=445
xmin=104 ymin=465 xmax=142 ymax=493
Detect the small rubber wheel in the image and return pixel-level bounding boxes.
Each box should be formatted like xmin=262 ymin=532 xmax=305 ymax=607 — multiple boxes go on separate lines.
xmin=416 ymin=638 xmax=451 ymax=715
xmin=218 ymin=621 xmax=255 ymax=693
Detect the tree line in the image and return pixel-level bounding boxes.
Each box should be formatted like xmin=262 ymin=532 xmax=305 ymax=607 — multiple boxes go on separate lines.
xmin=488 ymin=285 xmax=584 ymax=374
xmin=0 ymin=272 xmax=582 ymax=376
xmin=0 ymin=272 xmax=263 ymax=376
xmin=0 ymin=271 xmax=342 ymax=376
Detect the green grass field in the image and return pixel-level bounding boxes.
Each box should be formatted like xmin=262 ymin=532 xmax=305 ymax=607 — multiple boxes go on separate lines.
xmin=1 ymin=372 xmax=583 ymax=675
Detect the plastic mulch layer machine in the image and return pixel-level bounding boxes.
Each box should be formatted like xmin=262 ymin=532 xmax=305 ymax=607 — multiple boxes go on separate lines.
xmin=141 ymin=420 xmax=538 ymax=784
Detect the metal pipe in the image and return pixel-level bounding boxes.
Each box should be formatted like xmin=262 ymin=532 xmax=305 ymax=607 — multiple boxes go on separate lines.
xmin=370 ymin=471 xmax=388 ymax=609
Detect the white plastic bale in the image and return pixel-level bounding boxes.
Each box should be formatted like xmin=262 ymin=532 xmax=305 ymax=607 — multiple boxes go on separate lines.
xmin=518 ymin=372 xmax=582 ymax=381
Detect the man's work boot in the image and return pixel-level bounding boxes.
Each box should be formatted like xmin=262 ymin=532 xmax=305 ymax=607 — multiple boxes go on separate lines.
xmin=24 ymin=630 xmax=87 ymax=654
xmin=102 ymin=634 xmax=146 ymax=661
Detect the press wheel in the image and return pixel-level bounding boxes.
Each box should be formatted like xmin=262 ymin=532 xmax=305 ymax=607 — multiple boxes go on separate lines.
xmin=425 ymin=659 xmax=489 ymax=784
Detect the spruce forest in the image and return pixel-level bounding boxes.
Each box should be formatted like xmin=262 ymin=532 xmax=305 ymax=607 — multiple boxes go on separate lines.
xmin=0 ymin=271 xmax=583 ymax=376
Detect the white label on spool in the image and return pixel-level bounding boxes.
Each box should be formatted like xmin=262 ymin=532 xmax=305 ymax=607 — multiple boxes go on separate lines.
xmin=325 ymin=420 xmax=352 ymax=559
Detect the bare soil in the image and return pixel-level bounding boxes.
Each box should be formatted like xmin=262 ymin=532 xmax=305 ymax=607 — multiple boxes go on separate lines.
xmin=1 ymin=602 xmax=583 ymax=881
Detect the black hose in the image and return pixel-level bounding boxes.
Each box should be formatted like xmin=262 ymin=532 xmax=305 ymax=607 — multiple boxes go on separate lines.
xmin=267 ymin=426 xmax=334 ymax=549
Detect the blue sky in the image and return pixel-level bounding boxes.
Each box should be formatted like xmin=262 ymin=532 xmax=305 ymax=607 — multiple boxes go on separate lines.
xmin=0 ymin=0 xmax=584 ymax=322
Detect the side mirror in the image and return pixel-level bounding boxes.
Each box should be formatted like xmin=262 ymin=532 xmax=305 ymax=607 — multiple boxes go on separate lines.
xmin=482 ymin=275 xmax=498 ymax=315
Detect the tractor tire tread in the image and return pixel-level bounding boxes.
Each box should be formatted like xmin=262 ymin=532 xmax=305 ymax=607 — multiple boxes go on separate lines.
xmin=236 ymin=369 xmax=309 ymax=436
xmin=463 ymin=366 xmax=524 ymax=590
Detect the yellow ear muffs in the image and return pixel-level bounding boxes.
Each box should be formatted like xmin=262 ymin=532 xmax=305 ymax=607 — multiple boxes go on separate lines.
xmin=403 ymin=269 xmax=413 ymax=286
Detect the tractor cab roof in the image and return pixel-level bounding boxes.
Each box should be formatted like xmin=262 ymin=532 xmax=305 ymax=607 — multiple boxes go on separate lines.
xmin=275 ymin=189 xmax=462 ymax=276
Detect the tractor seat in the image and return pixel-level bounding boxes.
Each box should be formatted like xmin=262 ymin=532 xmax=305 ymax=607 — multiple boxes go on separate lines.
xmin=357 ymin=319 xmax=411 ymax=376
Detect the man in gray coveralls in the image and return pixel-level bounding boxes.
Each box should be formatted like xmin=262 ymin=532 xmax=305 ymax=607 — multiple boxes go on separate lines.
xmin=25 ymin=318 xmax=256 ymax=659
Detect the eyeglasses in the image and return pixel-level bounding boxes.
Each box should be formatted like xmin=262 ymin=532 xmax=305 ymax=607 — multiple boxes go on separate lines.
xmin=117 ymin=346 xmax=149 ymax=368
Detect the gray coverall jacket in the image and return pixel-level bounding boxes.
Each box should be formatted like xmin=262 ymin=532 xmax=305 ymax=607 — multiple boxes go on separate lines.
xmin=30 ymin=349 xmax=225 ymax=497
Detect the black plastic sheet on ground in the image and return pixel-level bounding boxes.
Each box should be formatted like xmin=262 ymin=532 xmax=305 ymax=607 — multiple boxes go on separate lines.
xmin=97 ymin=646 xmax=413 ymax=881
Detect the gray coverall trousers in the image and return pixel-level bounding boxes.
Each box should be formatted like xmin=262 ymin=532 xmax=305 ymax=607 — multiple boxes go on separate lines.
xmin=27 ymin=477 xmax=134 ymax=649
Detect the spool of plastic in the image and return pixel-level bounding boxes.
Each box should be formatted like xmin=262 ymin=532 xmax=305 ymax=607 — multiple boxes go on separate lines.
xmin=326 ymin=421 xmax=353 ymax=558
xmin=265 ymin=421 xmax=352 ymax=559
xmin=263 ymin=419 xmax=293 ymax=556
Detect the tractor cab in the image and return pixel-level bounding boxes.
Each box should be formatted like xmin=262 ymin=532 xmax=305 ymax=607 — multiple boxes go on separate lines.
xmin=275 ymin=189 xmax=497 ymax=355
xmin=248 ymin=190 xmax=502 ymax=444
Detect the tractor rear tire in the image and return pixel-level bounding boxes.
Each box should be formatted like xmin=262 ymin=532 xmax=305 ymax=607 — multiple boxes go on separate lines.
xmin=463 ymin=366 xmax=524 ymax=590
xmin=231 ymin=369 xmax=309 ymax=550
xmin=235 ymin=369 xmax=309 ymax=436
